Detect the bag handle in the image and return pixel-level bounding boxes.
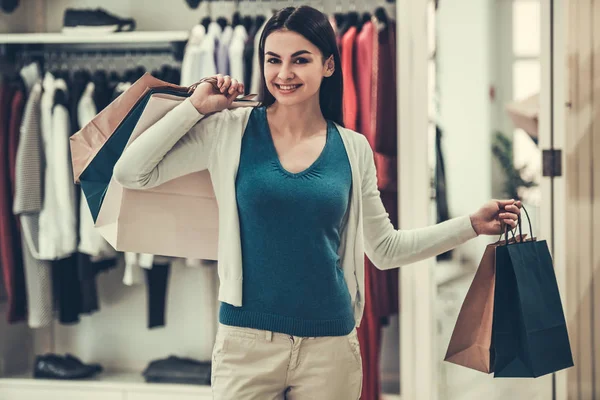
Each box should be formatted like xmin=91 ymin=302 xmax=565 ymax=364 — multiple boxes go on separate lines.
xmin=517 ymin=204 xmax=534 ymax=242
xmin=188 ymin=77 xmax=258 ymax=103
xmin=504 ymin=203 xmax=534 ymax=245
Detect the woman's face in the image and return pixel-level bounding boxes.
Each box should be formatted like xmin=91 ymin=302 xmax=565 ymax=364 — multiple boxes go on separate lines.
xmin=263 ymin=29 xmax=334 ymax=106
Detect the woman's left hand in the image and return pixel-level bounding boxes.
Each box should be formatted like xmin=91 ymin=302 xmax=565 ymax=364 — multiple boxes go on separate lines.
xmin=470 ymin=199 xmax=522 ymax=236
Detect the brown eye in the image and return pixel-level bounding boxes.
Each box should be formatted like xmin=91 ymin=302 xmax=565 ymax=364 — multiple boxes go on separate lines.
xmin=266 ymin=58 xmax=280 ymax=64
xmin=294 ymin=57 xmax=309 ymax=64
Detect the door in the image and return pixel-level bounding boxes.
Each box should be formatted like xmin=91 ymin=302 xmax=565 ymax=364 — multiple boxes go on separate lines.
xmin=398 ymin=0 xmax=561 ymax=398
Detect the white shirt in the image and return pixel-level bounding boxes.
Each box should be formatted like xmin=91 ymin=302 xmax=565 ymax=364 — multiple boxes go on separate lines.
xmin=77 ymin=82 xmax=118 ymax=261
xmin=228 ymin=25 xmax=248 ymax=84
xmin=38 ymin=76 xmax=77 ymax=260
xmin=181 ymin=25 xmax=206 ymax=86
xmin=113 ymin=100 xmax=478 ymax=326
xmin=217 ymin=25 xmax=233 ymax=75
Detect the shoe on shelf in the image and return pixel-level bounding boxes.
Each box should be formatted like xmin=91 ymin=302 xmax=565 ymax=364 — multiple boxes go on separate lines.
xmin=65 ymin=353 xmax=103 ymax=375
xmin=33 ymin=354 xmax=102 ymax=380
xmin=62 ymin=8 xmax=136 ymax=34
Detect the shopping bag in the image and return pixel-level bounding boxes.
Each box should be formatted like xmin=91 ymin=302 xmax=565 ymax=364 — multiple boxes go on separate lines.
xmin=492 ymin=207 xmax=574 ymax=378
xmin=70 ymin=73 xmax=185 ymax=183
xmin=444 ymin=233 xmax=526 ymax=373
xmin=79 ymin=88 xmax=189 ymax=221
xmin=94 ymin=93 xmax=219 ymax=259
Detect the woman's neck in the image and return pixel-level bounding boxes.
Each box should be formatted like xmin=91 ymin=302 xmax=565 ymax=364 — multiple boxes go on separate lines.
xmin=267 ymin=100 xmax=326 ymax=140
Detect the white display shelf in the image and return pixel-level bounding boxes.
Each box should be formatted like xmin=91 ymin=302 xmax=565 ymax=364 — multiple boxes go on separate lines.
xmin=0 ymin=31 xmax=189 ymax=44
xmin=0 ymin=371 xmax=212 ymax=400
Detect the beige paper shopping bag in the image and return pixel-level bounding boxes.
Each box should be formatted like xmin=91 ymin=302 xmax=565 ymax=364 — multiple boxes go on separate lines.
xmin=444 ymin=234 xmax=526 ymax=373
xmin=94 ymin=93 xmax=220 ymax=259
xmin=70 ymin=73 xmax=186 ymax=183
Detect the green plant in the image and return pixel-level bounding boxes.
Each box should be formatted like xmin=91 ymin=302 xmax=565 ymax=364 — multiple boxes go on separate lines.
xmin=492 ymin=131 xmax=537 ymax=201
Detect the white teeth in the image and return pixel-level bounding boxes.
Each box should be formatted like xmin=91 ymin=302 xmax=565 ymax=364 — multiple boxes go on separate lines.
xmin=278 ymin=84 xmax=299 ymax=90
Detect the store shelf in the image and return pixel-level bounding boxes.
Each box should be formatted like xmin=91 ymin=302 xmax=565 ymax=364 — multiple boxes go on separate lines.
xmin=0 ymin=31 xmax=189 ymax=44
xmin=0 ymin=371 xmax=212 ymax=400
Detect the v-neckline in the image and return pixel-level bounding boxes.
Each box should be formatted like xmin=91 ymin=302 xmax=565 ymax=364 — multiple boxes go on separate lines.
xmin=262 ymin=107 xmax=331 ymax=178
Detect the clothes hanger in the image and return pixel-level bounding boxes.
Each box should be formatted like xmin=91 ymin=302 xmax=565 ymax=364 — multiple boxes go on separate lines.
xmin=373 ymin=7 xmax=389 ymax=29
xmin=242 ymin=15 xmax=253 ymax=31
xmin=201 ymin=16 xmax=212 ymax=31
xmin=232 ymin=11 xmax=242 ymax=27
xmin=216 ymin=16 xmax=228 ymax=30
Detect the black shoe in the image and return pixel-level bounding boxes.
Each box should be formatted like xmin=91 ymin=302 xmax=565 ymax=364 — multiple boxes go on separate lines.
xmin=65 ymin=354 xmax=103 ymax=375
xmin=33 ymin=354 xmax=97 ymax=380
xmin=62 ymin=8 xmax=136 ymax=34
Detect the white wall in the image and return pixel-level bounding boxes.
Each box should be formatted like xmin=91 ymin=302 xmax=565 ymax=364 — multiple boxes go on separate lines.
xmin=437 ymin=0 xmax=494 ymax=263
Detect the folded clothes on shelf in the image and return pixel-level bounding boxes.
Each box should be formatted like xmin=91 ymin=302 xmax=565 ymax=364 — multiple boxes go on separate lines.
xmin=143 ymin=355 xmax=211 ymax=385
xmin=33 ymin=353 xmax=103 ymax=380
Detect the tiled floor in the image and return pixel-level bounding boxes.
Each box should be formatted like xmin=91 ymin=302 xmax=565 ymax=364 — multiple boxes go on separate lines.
xmin=436 ymin=270 xmax=554 ymax=400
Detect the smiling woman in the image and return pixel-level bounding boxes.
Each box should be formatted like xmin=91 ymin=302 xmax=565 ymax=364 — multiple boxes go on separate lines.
xmin=111 ymin=4 xmax=521 ymax=400
xmin=258 ymin=6 xmax=343 ymax=125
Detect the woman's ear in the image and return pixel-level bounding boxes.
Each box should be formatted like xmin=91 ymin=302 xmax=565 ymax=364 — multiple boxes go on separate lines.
xmin=324 ymin=56 xmax=335 ymax=77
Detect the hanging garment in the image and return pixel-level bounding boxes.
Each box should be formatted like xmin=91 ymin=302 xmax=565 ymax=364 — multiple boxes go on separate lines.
xmin=77 ymin=81 xmax=117 ymax=261
xmin=341 ymin=26 xmax=358 ymax=130
xmin=145 ymin=261 xmax=171 ymax=329
xmin=355 ymin=19 xmax=400 ymax=400
xmin=39 ymin=76 xmax=77 ymax=260
xmin=14 ymin=82 xmax=54 ymax=328
xmin=51 ymin=255 xmax=81 ymax=324
xmin=355 ymin=20 xmax=375 ymax=143
xmin=243 ymin=20 xmax=258 ymax=95
xmin=229 ymin=24 xmax=248 ymax=83
xmin=217 ymin=25 xmax=233 ymax=75
xmin=435 ymin=125 xmax=452 ymax=261
xmin=180 ymin=25 xmax=206 ymax=87
xmin=250 ymin=15 xmax=270 ymax=99
xmin=371 ymin=20 xmax=398 ymax=192
xmin=69 ymin=70 xmax=91 ymax=135
xmin=123 ymin=253 xmax=153 ymax=286
xmin=0 ymin=81 xmax=27 ymax=323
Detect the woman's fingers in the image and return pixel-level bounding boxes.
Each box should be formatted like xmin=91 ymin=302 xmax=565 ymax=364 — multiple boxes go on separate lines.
xmin=228 ymin=79 xmax=239 ymax=94
xmin=500 ymin=212 xmax=518 ymax=221
xmin=221 ymin=75 xmax=232 ymax=92
xmin=216 ymin=74 xmax=224 ymax=88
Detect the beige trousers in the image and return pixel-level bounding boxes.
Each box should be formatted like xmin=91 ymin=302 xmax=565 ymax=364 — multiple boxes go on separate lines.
xmin=211 ymin=323 xmax=363 ymax=400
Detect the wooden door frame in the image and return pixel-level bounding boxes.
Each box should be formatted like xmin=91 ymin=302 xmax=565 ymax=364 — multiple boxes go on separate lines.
xmin=540 ymin=0 xmax=568 ymax=399
xmin=397 ymin=0 xmax=436 ymax=398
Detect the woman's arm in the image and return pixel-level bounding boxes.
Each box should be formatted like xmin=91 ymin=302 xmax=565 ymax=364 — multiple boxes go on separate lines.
xmin=113 ymin=98 xmax=220 ymax=189
xmin=114 ymin=75 xmax=245 ymax=189
xmin=360 ymin=137 xmax=478 ymax=270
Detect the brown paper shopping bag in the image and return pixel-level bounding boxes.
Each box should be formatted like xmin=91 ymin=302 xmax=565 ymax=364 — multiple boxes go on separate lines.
xmin=94 ymin=93 xmax=220 ymax=259
xmin=444 ymin=234 xmax=526 ymax=373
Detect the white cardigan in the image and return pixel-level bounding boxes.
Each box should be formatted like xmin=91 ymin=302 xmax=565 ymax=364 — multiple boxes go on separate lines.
xmin=113 ymin=99 xmax=478 ymax=326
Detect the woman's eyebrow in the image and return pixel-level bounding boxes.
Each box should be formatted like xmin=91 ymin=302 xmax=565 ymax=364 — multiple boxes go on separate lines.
xmin=265 ymin=50 xmax=313 ymax=58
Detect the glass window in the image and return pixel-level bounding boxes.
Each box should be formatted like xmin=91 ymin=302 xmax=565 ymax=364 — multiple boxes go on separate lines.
xmin=512 ymin=0 xmax=541 ymax=56
xmin=513 ymin=60 xmax=541 ymax=100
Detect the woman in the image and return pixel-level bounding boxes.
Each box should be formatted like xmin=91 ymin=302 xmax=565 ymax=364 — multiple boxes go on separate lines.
xmin=114 ymin=6 xmax=521 ymax=399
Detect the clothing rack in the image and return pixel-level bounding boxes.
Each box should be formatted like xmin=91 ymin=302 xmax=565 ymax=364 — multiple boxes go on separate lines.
xmin=0 ymin=39 xmax=188 ymax=68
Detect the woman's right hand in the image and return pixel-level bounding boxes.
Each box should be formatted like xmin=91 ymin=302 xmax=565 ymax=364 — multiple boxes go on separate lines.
xmin=190 ymin=74 xmax=245 ymax=115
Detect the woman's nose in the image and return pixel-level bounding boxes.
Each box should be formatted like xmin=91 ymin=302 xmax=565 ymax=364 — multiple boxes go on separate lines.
xmin=277 ymin=64 xmax=295 ymax=80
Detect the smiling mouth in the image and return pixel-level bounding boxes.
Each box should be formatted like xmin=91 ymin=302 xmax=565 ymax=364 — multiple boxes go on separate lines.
xmin=274 ymin=83 xmax=303 ymax=91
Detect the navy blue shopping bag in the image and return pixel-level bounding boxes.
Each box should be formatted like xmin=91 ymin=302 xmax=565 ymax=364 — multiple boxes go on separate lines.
xmin=492 ymin=206 xmax=574 ymax=378
xmin=79 ymin=88 xmax=190 ymax=222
